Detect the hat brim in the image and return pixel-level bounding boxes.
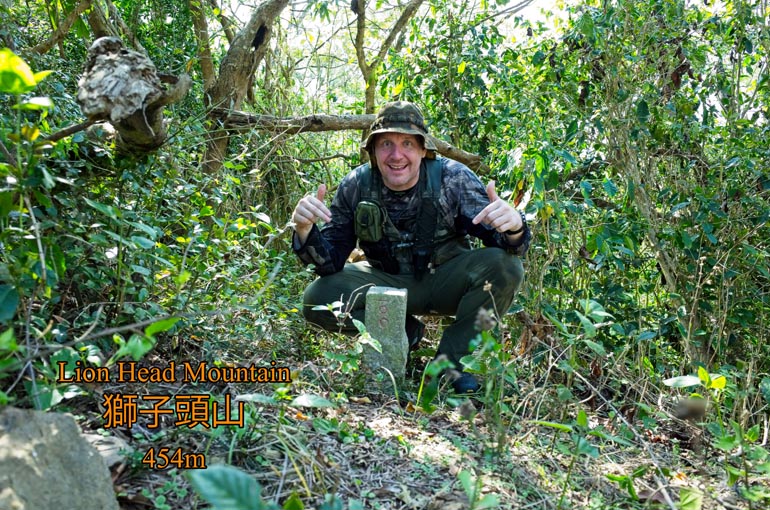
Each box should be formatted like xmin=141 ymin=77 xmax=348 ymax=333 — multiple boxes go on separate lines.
xmin=362 ymin=126 xmax=438 ymax=152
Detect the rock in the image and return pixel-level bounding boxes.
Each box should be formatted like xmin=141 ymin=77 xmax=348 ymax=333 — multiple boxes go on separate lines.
xmin=84 ymin=433 xmax=132 ymax=468
xmin=363 ymin=286 xmax=408 ymax=386
xmin=0 ymin=406 xmax=119 ymax=510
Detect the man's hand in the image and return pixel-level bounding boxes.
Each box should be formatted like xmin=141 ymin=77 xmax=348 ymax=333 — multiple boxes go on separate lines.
xmin=472 ymin=181 xmax=524 ymax=240
xmin=292 ymin=184 xmax=331 ymax=245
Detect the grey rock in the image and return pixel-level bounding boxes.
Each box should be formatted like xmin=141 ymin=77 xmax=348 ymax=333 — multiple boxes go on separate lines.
xmin=84 ymin=433 xmax=132 ymax=468
xmin=0 ymin=406 xmax=119 ymax=510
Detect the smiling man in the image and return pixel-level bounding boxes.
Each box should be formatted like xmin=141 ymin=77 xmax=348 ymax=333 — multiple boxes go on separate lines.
xmin=291 ymin=101 xmax=531 ymax=393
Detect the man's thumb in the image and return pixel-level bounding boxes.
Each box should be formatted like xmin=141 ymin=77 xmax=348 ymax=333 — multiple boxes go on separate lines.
xmin=317 ymin=184 xmax=327 ymax=202
xmin=486 ymin=181 xmax=499 ymax=202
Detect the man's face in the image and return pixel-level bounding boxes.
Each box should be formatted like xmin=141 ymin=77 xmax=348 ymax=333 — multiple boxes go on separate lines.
xmin=372 ymin=133 xmax=426 ymax=191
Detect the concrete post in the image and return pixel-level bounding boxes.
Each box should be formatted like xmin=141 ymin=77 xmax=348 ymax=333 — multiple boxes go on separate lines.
xmin=363 ymin=286 xmax=408 ymax=386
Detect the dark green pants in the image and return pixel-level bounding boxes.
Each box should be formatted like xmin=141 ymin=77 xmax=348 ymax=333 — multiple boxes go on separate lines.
xmin=302 ymin=248 xmax=524 ymax=366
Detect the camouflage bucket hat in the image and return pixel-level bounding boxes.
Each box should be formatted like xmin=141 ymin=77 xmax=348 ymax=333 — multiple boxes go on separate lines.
xmin=363 ymin=101 xmax=438 ymax=152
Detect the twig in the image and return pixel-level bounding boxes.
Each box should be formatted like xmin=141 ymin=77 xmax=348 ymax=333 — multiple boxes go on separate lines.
xmin=0 ymin=138 xmax=18 ymax=167
xmin=24 ymin=196 xmax=47 ymax=286
xmin=293 ymin=153 xmax=352 ymax=163
xmin=29 ymin=0 xmax=93 ymax=54
xmin=43 ymin=119 xmax=98 ymax=143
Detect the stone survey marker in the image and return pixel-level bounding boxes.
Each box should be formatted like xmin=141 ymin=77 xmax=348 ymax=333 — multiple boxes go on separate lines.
xmin=363 ymin=286 xmax=408 ymax=385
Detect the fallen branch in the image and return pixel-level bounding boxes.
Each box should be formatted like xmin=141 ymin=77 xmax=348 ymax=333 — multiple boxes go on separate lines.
xmin=217 ymin=109 xmax=488 ymax=172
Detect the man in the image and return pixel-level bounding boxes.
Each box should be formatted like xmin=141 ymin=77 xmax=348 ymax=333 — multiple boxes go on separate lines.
xmin=291 ymin=101 xmax=530 ymax=393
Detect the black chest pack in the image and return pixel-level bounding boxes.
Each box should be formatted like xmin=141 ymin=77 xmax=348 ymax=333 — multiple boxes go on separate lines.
xmin=354 ymin=158 xmax=442 ymax=279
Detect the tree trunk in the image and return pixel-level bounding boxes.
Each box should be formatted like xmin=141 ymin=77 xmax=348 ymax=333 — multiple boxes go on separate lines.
xmin=200 ymin=0 xmax=290 ymax=174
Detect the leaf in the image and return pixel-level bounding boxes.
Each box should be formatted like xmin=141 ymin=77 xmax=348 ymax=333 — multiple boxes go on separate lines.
xmin=602 ymin=178 xmax=618 ymax=197
xmin=475 ymin=494 xmax=500 ymax=509
xmin=532 ymin=420 xmax=573 ymax=433
xmin=457 ymin=470 xmax=474 ymax=498
xmin=0 ymin=284 xmax=20 ymax=322
xmin=663 ymin=375 xmax=701 ymax=388
xmin=131 ymin=236 xmax=156 ymax=249
xmin=283 ymin=492 xmax=304 ymax=510
xmin=712 ymin=434 xmax=738 ymax=451
xmin=709 ymin=374 xmax=727 ymax=390
xmin=636 ymin=99 xmax=649 ymax=124
xmin=575 ymin=311 xmax=597 ymax=337
xmin=575 ymin=436 xmax=599 ymax=458
xmin=290 ymin=394 xmax=335 ymax=408
xmin=188 ymin=464 xmax=264 ymax=510
xmin=576 ymin=409 xmax=588 ymax=428
xmin=588 ymin=429 xmax=634 ymax=447
xmin=84 ymin=198 xmax=119 ymax=220
xmin=679 ymin=487 xmax=703 ymax=510
xmin=697 ymin=366 xmax=709 ymax=385
xmin=746 ymin=424 xmax=760 ymax=443
xmin=359 ymin=332 xmax=382 ymax=353
xmin=0 ymin=328 xmax=17 ymax=353
xmin=144 ymin=317 xmax=180 ymax=337
xmin=584 ymin=339 xmax=607 ymax=357
xmin=127 ymin=221 xmax=158 ymax=239
xmin=15 ymin=96 xmax=53 ymax=111
xmin=0 ymin=48 xmax=37 ymax=94
xmin=174 ymin=270 xmax=192 ymax=286
xmin=636 ymin=330 xmax=657 ymax=342
xmin=311 ymin=418 xmax=339 ymax=434
xmin=124 ymin=334 xmax=155 ymax=361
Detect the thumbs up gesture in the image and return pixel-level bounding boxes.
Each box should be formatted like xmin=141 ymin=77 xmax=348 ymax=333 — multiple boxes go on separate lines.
xmin=472 ymin=181 xmax=524 ymax=237
xmin=292 ymin=184 xmax=332 ymax=244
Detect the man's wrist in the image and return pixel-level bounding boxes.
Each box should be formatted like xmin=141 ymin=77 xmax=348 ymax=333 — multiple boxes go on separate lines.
xmin=293 ymin=224 xmax=313 ymax=247
xmin=504 ymin=211 xmax=527 ymax=235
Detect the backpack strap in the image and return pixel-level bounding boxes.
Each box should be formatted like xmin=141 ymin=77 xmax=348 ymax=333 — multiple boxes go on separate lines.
xmin=413 ymin=158 xmax=443 ymax=280
xmin=356 ymin=163 xmax=379 ymax=201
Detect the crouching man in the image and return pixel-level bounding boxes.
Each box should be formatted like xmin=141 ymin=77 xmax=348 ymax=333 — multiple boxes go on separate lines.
xmin=291 ymin=101 xmax=531 ymax=392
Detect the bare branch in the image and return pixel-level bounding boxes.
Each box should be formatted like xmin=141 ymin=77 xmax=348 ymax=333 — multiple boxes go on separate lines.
xmin=293 ymin=153 xmax=353 ymax=163
xmin=375 ymin=0 xmax=425 ymax=65
xmin=86 ymin=0 xmax=119 ymax=39
xmin=353 ymin=0 xmax=369 ymax=80
xmin=106 ymin=0 xmax=145 ymax=52
xmin=202 ymin=0 xmax=290 ymax=172
xmin=189 ymin=0 xmax=216 ymax=93
xmin=0 ymin=138 xmax=18 ymax=168
xmin=218 ymin=109 xmax=488 ymax=172
xmin=30 ymin=0 xmax=93 ymax=54
xmin=44 ymin=119 xmax=98 ymax=143
xmin=207 ymin=0 xmax=237 ymax=43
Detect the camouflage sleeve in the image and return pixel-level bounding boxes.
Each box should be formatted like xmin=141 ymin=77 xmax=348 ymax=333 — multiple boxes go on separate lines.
xmin=292 ymin=171 xmax=359 ymax=275
xmin=443 ymin=159 xmax=532 ymax=257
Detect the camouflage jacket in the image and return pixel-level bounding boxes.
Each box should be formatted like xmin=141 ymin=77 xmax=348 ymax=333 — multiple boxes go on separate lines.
xmin=293 ymin=157 xmax=531 ymax=276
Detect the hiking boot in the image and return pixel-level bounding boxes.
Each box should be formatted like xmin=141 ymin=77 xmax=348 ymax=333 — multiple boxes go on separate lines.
xmin=405 ymin=315 xmax=425 ymax=351
xmin=451 ymin=372 xmax=480 ymax=394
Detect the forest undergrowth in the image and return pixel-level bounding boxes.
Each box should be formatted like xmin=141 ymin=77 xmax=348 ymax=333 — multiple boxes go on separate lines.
xmin=2 ymin=0 xmax=770 ymax=508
